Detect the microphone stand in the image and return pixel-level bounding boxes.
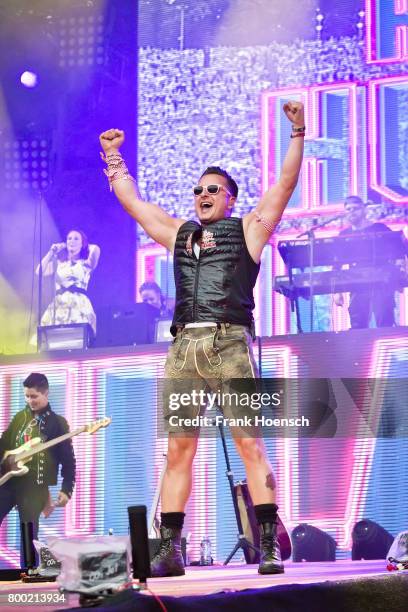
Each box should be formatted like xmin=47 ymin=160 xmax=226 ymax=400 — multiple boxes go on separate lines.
xmin=296 ymin=214 xmax=345 ymax=333
xmin=287 ymin=249 xmax=303 ymax=334
xmin=36 ymin=190 xmax=44 ymax=351
xmin=217 ymin=416 xmax=260 ymax=565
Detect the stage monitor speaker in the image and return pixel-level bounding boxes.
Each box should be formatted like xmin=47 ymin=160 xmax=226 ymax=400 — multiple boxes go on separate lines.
xmin=38 ymin=323 xmax=91 ymax=351
xmin=95 ymin=303 xmax=159 ymax=347
xmin=155 ymin=319 xmax=173 ymax=343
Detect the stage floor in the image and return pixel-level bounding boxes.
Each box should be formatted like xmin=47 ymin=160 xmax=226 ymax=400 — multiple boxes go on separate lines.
xmin=0 ymin=559 xmax=401 ymax=610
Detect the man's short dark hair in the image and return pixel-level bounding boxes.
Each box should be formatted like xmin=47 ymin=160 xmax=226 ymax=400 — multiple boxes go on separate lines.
xmin=200 ymin=166 xmax=238 ymax=199
xmin=344 ymin=195 xmax=365 ymax=207
xmin=139 ymin=281 xmax=162 ymax=296
xmin=23 ymin=373 xmax=49 ymax=392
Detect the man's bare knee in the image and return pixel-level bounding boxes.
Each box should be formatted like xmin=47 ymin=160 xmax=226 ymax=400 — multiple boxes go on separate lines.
xmin=234 ymin=437 xmax=266 ymax=463
xmin=167 ymin=435 xmax=198 ymax=468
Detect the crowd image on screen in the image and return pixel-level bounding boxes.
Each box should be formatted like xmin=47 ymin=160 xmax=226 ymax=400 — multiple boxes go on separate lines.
xmin=137 ymin=35 xmax=408 ymax=244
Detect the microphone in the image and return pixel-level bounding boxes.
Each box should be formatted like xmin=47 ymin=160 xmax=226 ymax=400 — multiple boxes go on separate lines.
xmin=296 ymin=213 xmax=346 ymax=238
xmin=51 ymin=242 xmax=66 ymax=254
xmin=329 ymin=212 xmax=347 ymax=221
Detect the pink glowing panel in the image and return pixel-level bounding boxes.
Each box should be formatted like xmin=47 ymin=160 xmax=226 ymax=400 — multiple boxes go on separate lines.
xmin=258 ymin=344 xmax=293 ymax=522
xmin=271 ymin=234 xmax=290 ymax=336
xmin=261 ymin=87 xmax=307 ymax=208
xmin=262 ymin=335 xmax=407 ymax=550
xmin=366 ymin=0 xmax=408 ymax=64
xmin=136 ymin=245 xmax=167 ymax=301
xmin=342 ymin=335 xmax=408 ymax=547
xmin=262 ymin=84 xmax=359 ymax=216
xmin=367 ymin=75 xmax=408 ymax=203
xmin=400 ymin=227 xmax=408 ymax=326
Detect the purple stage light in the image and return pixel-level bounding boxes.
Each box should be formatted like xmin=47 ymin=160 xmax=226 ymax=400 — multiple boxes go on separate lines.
xmin=20 ymin=71 xmax=38 ymax=88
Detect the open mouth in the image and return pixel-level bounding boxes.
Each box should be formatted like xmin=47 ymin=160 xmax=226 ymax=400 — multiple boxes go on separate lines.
xmin=200 ymin=201 xmax=213 ymax=211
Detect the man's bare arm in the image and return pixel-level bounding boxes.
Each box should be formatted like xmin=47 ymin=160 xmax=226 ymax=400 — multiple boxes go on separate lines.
xmin=99 ymin=129 xmax=185 ymax=251
xmin=244 ymin=102 xmax=305 ymax=262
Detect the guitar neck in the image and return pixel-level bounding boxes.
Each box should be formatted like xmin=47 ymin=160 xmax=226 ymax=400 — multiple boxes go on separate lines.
xmin=18 ymin=426 xmax=86 ymax=462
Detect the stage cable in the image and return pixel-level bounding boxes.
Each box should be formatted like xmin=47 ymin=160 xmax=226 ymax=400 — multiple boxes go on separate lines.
xmin=145 ymin=587 xmax=168 ymax=612
xmin=120 ymin=582 xmax=168 ymax=612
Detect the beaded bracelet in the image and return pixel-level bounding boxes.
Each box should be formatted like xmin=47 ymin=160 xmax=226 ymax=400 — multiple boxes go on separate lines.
xmin=100 ymin=151 xmax=136 ymax=191
xmin=292 ymin=125 xmax=306 ymax=133
xmin=290 ymin=132 xmax=306 ymax=139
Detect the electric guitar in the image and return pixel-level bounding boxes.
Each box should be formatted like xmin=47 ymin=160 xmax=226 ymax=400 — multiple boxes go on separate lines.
xmin=236 ymin=480 xmax=292 ymax=562
xmin=0 ymin=417 xmax=111 ymax=487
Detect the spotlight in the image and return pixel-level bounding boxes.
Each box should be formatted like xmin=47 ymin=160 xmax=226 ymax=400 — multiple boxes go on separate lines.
xmin=57 ymin=13 xmax=105 ymax=68
xmin=20 ymin=71 xmax=38 ymax=88
xmin=292 ymin=524 xmax=337 ymax=562
xmin=315 ymin=10 xmax=324 ymax=39
xmin=2 ymin=136 xmax=52 ymax=191
xmin=352 ymin=520 xmax=394 ymax=560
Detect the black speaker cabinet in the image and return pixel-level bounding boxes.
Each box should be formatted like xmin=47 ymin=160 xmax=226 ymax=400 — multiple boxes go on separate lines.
xmin=95 ymin=303 xmax=159 ymax=347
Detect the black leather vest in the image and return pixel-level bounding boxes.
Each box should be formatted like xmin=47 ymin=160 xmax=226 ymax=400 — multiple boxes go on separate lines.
xmin=171 ymin=218 xmax=260 ymax=334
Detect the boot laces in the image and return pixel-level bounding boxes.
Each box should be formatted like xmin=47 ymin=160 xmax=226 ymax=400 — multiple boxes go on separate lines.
xmin=156 ymin=537 xmax=173 ymax=559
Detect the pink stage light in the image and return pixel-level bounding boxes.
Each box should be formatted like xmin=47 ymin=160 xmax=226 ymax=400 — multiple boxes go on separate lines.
xmin=136 ymin=245 xmax=167 ymax=301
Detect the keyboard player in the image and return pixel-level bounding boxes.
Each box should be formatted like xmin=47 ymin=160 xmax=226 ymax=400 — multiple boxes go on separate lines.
xmin=333 ymin=196 xmax=396 ymax=329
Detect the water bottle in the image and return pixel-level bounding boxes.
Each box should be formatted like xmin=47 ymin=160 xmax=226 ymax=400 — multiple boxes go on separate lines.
xmin=200 ymin=536 xmax=212 ymax=566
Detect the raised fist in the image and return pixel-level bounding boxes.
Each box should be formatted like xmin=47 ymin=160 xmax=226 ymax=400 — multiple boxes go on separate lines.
xmin=99 ymin=128 xmax=125 ymax=154
xmin=283 ymin=101 xmax=305 ymax=128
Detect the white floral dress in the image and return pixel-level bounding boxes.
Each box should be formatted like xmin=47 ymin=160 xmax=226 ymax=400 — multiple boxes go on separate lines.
xmin=40 ymin=259 xmax=96 ymax=334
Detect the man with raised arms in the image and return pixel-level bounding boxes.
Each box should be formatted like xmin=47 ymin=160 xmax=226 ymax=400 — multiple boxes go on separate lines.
xmin=100 ymin=102 xmax=304 ymax=576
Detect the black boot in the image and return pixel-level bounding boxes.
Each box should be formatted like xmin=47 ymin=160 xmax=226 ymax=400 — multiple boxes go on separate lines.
xmin=151 ymin=526 xmax=185 ymax=577
xmin=258 ymin=521 xmax=284 ymax=574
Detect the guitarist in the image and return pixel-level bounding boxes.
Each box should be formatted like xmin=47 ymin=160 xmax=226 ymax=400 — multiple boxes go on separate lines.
xmin=0 ymin=373 xmax=76 ymax=555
